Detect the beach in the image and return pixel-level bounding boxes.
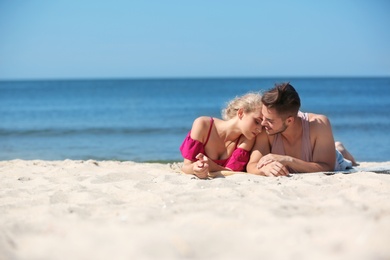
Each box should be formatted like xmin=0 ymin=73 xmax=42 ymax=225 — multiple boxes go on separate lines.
xmin=1 ymin=160 xmax=390 ymax=260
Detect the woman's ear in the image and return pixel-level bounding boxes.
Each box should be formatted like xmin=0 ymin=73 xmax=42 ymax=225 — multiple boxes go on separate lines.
xmin=237 ymin=108 xmax=244 ymax=119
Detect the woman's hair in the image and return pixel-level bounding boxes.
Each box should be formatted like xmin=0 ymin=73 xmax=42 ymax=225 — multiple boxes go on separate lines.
xmin=261 ymin=82 xmax=301 ymax=117
xmin=222 ymin=92 xmax=262 ymax=120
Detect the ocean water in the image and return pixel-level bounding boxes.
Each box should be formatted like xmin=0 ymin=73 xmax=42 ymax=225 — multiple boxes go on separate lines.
xmin=1 ymin=77 xmax=389 ymax=162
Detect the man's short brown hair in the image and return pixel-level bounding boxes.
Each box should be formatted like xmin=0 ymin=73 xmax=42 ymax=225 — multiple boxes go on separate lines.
xmin=261 ymin=82 xmax=301 ymax=118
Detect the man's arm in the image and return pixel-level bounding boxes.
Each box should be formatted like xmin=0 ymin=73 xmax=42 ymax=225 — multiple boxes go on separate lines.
xmin=247 ymin=131 xmax=289 ymax=176
xmin=268 ymin=114 xmax=336 ymax=173
xmin=246 ymin=131 xmax=268 ymax=174
xmin=309 ymin=114 xmax=336 ymax=171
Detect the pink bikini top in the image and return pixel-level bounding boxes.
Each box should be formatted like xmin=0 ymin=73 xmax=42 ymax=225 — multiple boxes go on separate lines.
xmin=180 ymin=117 xmax=250 ymax=172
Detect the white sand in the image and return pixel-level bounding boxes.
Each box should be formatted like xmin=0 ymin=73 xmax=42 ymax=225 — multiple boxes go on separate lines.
xmin=1 ymin=160 xmax=390 ymax=260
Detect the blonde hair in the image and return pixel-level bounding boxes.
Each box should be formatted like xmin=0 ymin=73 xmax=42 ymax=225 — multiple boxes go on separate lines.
xmin=222 ymin=92 xmax=262 ymax=120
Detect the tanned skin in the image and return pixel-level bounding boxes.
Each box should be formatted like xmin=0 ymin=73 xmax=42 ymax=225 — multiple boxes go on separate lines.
xmin=246 ymin=106 xmax=336 ymax=177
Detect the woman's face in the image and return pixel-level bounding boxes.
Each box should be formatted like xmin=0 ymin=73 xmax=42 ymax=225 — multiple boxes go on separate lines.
xmin=241 ymin=108 xmax=263 ymax=139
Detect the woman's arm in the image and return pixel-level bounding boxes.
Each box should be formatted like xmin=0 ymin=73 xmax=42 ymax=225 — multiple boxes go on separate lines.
xmin=181 ymin=155 xmax=209 ymax=179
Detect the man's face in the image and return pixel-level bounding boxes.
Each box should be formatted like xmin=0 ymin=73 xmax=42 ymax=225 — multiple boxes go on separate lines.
xmin=261 ymin=106 xmax=288 ymax=135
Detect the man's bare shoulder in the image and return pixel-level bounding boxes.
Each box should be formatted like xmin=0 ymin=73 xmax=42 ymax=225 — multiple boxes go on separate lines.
xmin=308 ymin=113 xmax=331 ymax=134
xmin=307 ymin=113 xmax=331 ymax=125
xmin=256 ymin=129 xmax=272 ymax=145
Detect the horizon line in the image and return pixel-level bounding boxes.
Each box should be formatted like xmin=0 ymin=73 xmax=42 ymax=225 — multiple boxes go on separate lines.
xmin=1 ymin=75 xmax=390 ymax=82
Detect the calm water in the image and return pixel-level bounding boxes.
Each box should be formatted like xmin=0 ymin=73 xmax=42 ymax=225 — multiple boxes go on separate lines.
xmin=1 ymin=77 xmax=389 ymax=162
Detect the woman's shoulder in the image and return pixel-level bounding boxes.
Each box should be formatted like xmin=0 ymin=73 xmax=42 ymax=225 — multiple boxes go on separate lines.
xmin=191 ymin=116 xmax=213 ymax=129
xmin=190 ymin=116 xmax=214 ymax=142
xmin=192 ymin=116 xmax=212 ymax=124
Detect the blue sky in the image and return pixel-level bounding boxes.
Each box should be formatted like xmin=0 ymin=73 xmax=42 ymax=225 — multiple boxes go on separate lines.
xmin=0 ymin=0 xmax=389 ymax=80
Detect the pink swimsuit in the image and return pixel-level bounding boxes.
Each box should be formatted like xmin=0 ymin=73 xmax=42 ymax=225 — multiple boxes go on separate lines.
xmin=180 ymin=118 xmax=250 ymax=171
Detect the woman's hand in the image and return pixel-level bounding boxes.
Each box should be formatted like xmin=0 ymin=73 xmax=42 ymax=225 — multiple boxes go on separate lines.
xmin=193 ymin=153 xmax=210 ymax=179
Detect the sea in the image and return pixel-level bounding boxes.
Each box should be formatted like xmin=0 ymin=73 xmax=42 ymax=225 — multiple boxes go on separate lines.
xmin=1 ymin=77 xmax=389 ymax=163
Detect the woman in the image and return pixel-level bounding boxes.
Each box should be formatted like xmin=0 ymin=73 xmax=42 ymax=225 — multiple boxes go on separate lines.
xmin=180 ymin=92 xmax=263 ymax=179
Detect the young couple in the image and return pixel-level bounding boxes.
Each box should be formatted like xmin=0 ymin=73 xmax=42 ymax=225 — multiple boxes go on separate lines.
xmin=180 ymin=82 xmax=357 ymax=179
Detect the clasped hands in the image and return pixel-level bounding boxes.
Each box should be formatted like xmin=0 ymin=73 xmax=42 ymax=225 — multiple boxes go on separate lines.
xmin=192 ymin=153 xmax=210 ymax=179
xmin=256 ymin=154 xmax=290 ymax=177
xmin=193 ymin=153 xmax=290 ymax=178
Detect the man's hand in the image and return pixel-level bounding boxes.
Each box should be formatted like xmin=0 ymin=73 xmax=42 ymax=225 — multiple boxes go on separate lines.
xmin=193 ymin=153 xmax=210 ymax=179
xmin=259 ymin=161 xmax=290 ymax=177
xmin=257 ymin=154 xmax=291 ymax=169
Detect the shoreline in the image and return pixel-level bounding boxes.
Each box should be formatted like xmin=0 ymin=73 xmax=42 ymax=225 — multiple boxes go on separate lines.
xmin=1 ymin=160 xmax=390 ymax=259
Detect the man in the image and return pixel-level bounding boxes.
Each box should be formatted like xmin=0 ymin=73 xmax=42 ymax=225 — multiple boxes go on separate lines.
xmin=246 ymin=82 xmax=357 ymax=177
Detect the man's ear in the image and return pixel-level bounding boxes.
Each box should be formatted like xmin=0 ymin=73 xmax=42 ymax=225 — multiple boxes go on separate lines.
xmin=286 ymin=116 xmax=294 ymax=125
